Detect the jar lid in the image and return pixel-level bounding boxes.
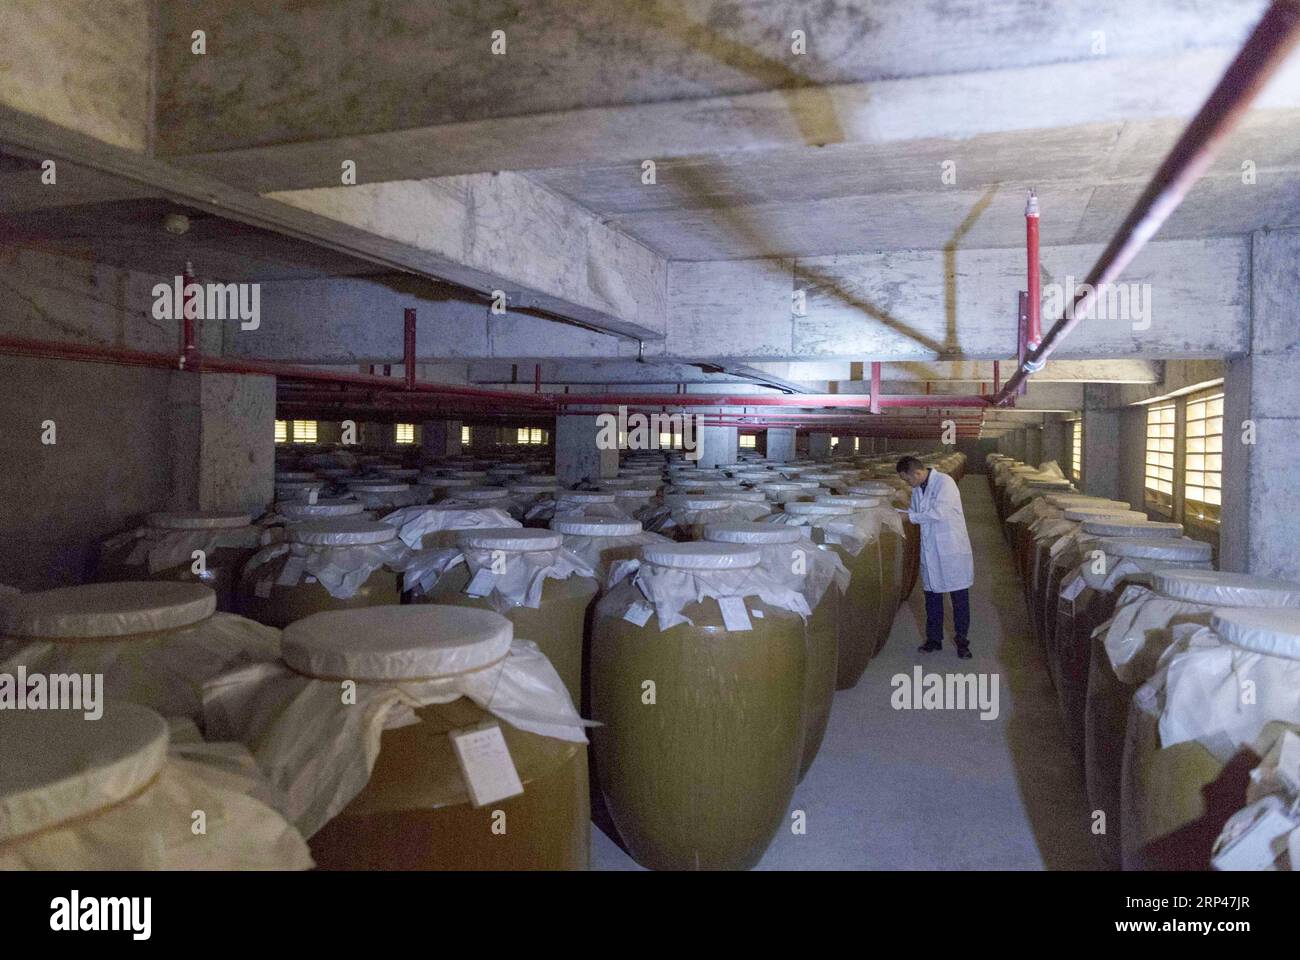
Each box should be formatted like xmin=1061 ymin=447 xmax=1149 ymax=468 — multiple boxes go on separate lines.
xmin=380 ymin=468 xmax=421 ymax=480
xmin=703 ymin=522 xmax=802 ymax=545
xmin=507 ymin=482 xmax=559 ymax=494
xmin=346 ymin=482 xmax=410 ymax=494
xmin=0 ymin=702 xmax=169 ymax=845
xmin=1153 ymin=570 xmax=1300 ymax=608
xmin=782 ymin=502 xmax=853 ymax=517
xmin=816 ymin=495 xmax=885 ymax=509
xmin=0 ymin=582 xmax=215 ymax=638
xmin=448 ymin=470 xmax=488 ymax=479
xmin=708 ymin=490 xmax=767 ymax=502
xmin=287 ymin=519 xmax=398 ymax=546
xmin=551 ymin=517 xmax=644 ymax=538
xmin=277 ymin=500 xmax=366 ymax=520
xmin=610 ymin=486 xmax=658 ymax=497
xmin=458 ymin=528 xmax=563 ymax=552
xmin=663 ymin=495 xmax=736 ymax=510
xmin=147 ymin=511 xmax=253 ymax=530
xmin=1080 ymin=519 xmax=1182 ymax=538
xmin=282 ymin=606 xmax=513 ymax=681
xmin=556 ymin=491 xmax=617 ymax=504
xmin=847 ymin=482 xmax=894 ymax=496
xmin=274 ymin=471 xmax=317 ymax=482
xmin=275 ymin=481 xmax=324 ymax=490
xmin=642 ymin=542 xmax=761 ymax=570
xmin=1210 ymin=608 xmax=1300 ymax=660
xmin=1063 ymin=508 xmax=1146 ymax=522
xmin=1095 ymin=537 xmax=1213 ymax=562
xmin=452 ymin=487 xmax=512 ymax=501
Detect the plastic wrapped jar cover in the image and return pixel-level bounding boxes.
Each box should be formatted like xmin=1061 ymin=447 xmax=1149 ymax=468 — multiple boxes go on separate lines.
xmin=346 ymin=482 xmax=410 ymax=494
xmin=276 ymin=500 xmax=365 ymax=521
xmin=815 ymin=495 xmax=885 ymax=509
xmin=1062 ymin=507 xmax=1146 ymax=522
xmin=147 ymin=511 xmax=253 ymax=530
xmin=1153 ymin=570 xmax=1300 ymax=608
xmin=556 ymin=491 xmax=617 ymax=504
xmin=1093 ymin=536 xmax=1213 ymax=562
xmin=452 ymin=487 xmax=514 ymax=502
xmin=458 ymin=527 xmax=564 ymax=552
xmin=847 ymin=482 xmax=894 ymax=496
xmin=1079 ymin=518 xmax=1182 ymax=538
xmin=551 ymin=517 xmax=644 ymax=538
xmin=701 ymin=522 xmax=802 ymax=545
xmin=275 ymin=471 xmax=317 ymax=482
xmin=287 ymin=519 xmax=398 ymax=547
xmin=1210 ymin=608 xmax=1300 ymax=659
xmin=641 ymin=541 xmax=761 ymax=570
xmin=781 ymin=501 xmax=854 ymax=517
xmin=0 ymin=582 xmax=216 ymax=638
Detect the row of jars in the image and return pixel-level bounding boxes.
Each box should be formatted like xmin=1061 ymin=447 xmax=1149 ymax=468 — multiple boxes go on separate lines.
xmin=0 ymin=451 xmax=958 ymax=871
xmin=988 ymin=452 xmax=1300 ymax=871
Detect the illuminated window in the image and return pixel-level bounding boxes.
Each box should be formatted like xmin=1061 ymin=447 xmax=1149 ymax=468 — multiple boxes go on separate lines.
xmin=515 ymin=427 xmax=548 ymax=445
xmin=1144 ymin=403 xmax=1176 ymax=515
xmin=275 ymin=420 xmax=288 ymax=444
xmin=291 ymin=420 xmax=317 ymax=444
xmin=394 ymin=423 xmax=415 ymax=445
xmin=1184 ymin=390 xmax=1223 ymax=524
xmin=531 ymin=427 xmax=545 ymax=444
xmin=739 ymin=434 xmax=757 ymax=449
xmin=461 ymin=426 xmax=471 ymax=445
xmin=517 ymin=427 xmax=530 ymax=444
xmin=1070 ymin=420 xmax=1083 ymax=482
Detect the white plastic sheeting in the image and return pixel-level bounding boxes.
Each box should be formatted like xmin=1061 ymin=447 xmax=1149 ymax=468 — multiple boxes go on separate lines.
xmin=202 ymin=606 xmax=587 ymax=837
xmin=642 ymin=495 xmax=770 ymax=534
xmin=0 ymin=704 xmax=312 ymax=870
xmin=100 ymin=513 xmax=261 ymax=574
xmin=551 ymin=517 xmax=669 ymax=588
xmin=380 ymin=504 xmax=519 ymax=549
xmin=1074 ymin=537 xmax=1213 ymax=592
xmin=614 ymin=541 xmax=811 ymax=630
xmin=242 ymin=521 xmax=411 ymax=600
xmin=702 ymin=521 xmax=849 ymax=610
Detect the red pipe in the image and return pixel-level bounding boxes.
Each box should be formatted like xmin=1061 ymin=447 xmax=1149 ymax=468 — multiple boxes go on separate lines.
xmin=1025 ymin=190 xmax=1041 ymax=351
xmin=403 ymin=308 xmax=416 ymax=390
xmin=994 ymin=0 xmax=1300 ymax=406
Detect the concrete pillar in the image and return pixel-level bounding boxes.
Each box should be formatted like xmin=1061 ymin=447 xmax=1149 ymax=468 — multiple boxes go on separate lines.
xmin=1024 ymin=425 xmax=1043 ymax=467
xmin=168 ymin=372 xmax=275 ymax=516
xmin=421 ymin=419 xmax=462 ymax=461
xmin=1041 ymin=418 xmax=1068 ymax=467
xmin=808 ymin=432 xmax=832 ymax=460
xmin=555 ymin=415 xmax=618 ymax=486
xmin=1118 ymin=407 xmax=1148 ymax=512
xmin=765 ymin=427 xmax=796 ymax=462
xmin=358 ymin=421 xmax=391 ymax=450
xmin=1082 ymin=385 xmax=1121 ymax=499
xmin=1222 ymin=229 xmax=1300 ymax=579
xmin=696 ymin=425 xmax=738 ymax=468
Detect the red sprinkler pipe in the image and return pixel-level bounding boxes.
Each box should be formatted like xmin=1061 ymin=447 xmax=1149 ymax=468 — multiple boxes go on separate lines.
xmin=993 ymin=0 xmax=1300 ymax=406
xmin=1025 ymin=189 xmax=1041 ymax=351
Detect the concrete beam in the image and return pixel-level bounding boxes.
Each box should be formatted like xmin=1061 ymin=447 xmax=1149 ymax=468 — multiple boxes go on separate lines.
xmin=665 ymin=236 xmax=1249 ymax=361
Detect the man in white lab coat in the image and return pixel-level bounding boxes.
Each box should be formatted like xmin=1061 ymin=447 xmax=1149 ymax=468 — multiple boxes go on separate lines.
xmin=896 ymin=456 xmax=975 ymax=659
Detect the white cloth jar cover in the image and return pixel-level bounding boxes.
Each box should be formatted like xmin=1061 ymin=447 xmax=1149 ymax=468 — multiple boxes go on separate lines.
xmin=506 ymin=481 xmax=559 ymax=519
xmin=0 ymin=703 xmax=312 ymax=869
xmin=1140 ymin=610 xmax=1300 ymax=769
xmin=0 ymin=582 xmax=280 ymax=721
xmin=402 ymin=527 xmax=596 ymax=610
xmin=201 ymin=605 xmax=587 ymax=837
xmin=438 ymin=487 xmax=517 ymax=513
xmin=552 ymin=491 xmax=630 ymax=520
xmin=381 ymin=503 xmax=520 ymax=549
xmin=100 ymin=512 xmax=261 ymax=574
xmin=551 ymin=517 xmax=670 ymax=589
xmin=242 ymin=520 xmax=412 ymax=600
xmin=614 ymin=541 xmax=811 ymax=630
xmin=1073 ymin=536 xmax=1213 ymax=593
xmin=346 ymin=482 xmax=425 ymax=509
xmin=643 ymin=494 xmax=771 ymax=534
xmin=757 ymin=480 xmax=819 ymax=503
xmin=1100 ymin=570 xmax=1300 ymax=685
xmin=767 ymin=501 xmax=874 ymax=556
xmin=1211 ymin=723 xmax=1300 ymax=871
xmin=814 ymin=494 xmax=906 ymax=540
xmin=702 ymin=522 xmax=849 ymax=611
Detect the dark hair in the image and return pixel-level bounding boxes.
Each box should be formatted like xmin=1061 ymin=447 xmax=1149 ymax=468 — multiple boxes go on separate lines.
xmin=896 ymin=456 xmax=925 ymax=475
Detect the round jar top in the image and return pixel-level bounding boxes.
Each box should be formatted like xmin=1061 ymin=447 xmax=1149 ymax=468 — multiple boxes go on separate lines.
xmin=287 ymin=519 xmax=398 ymax=546
xmin=556 ymin=491 xmax=617 ymax=504
xmin=702 ymin=522 xmax=803 ymax=545
xmin=551 ymin=517 xmax=644 ymax=538
xmin=1210 ymin=608 xmax=1300 ymax=660
xmin=1080 ymin=518 xmax=1181 ymax=538
xmin=147 ymin=511 xmax=252 ymax=530
xmin=282 ymin=606 xmax=513 ymax=681
xmin=1153 ymin=569 xmax=1300 ymax=608
xmin=781 ymin=501 xmax=854 ymax=517
xmin=641 ymin=541 xmax=762 ymax=570
xmin=1093 ymin=536 xmax=1212 ymax=562
xmin=0 ymin=702 xmax=169 ymax=845
xmin=452 ymin=487 xmax=513 ymax=501
xmin=277 ymin=500 xmax=365 ymax=520
xmin=1062 ymin=507 xmax=1145 ymax=522
xmin=0 ymin=582 xmax=215 ymax=638
xmin=458 ymin=527 xmax=564 ymax=552
xmin=815 ymin=495 xmax=885 ymax=509
xmin=346 ymin=482 xmax=410 ymax=494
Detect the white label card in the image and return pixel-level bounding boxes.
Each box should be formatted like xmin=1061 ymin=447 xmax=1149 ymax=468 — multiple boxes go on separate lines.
xmin=623 ymin=601 xmax=654 ymax=627
xmin=449 ymin=722 xmax=525 ymax=809
xmin=1061 ymin=575 xmax=1087 ymax=602
xmin=1212 ymin=806 xmax=1297 ymax=872
xmin=276 ymin=555 xmax=307 ymax=587
xmin=465 ymin=567 xmax=497 ymax=597
xmin=718 ymin=596 xmax=753 ymax=632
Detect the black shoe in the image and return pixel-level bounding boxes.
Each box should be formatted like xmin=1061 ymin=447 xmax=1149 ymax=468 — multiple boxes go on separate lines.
xmin=956 ymin=646 xmax=973 ymax=660
xmin=918 ymin=641 xmax=942 ymax=653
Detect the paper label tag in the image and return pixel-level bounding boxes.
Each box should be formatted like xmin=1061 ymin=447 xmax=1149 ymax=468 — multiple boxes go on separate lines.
xmin=276 ymin=555 xmax=307 ymax=587
xmin=253 ymin=578 xmax=273 ymax=599
xmin=751 ymin=608 xmax=764 ymax=619
xmin=1061 ymin=574 xmax=1087 ymax=602
xmin=623 ymin=601 xmax=654 ymax=627
xmin=449 ymin=722 xmax=525 ymax=809
xmin=465 ymin=567 xmax=497 ymax=597
xmin=1212 ymin=806 xmax=1297 ymax=871
xmin=718 ymin=596 xmax=753 ymax=632
xmin=308 ymin=488 xmax=319 ymax=504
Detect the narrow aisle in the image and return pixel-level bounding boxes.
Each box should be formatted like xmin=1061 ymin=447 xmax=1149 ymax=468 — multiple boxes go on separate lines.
xmin=592 ymin=474 xmax=1097 ymax=870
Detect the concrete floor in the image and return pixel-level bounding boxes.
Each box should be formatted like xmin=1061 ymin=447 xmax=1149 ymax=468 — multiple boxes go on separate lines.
xmin=591 ymin=474 xmax=1099 ymax=870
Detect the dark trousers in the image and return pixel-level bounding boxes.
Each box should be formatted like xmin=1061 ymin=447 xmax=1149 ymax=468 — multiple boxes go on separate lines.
xmin=924 ymin=588 xmax=971 ymax=648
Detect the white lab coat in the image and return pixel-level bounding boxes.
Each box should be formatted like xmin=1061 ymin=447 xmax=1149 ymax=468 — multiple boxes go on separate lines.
xmin=908 ymin=469 xmax=974 ymax=593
